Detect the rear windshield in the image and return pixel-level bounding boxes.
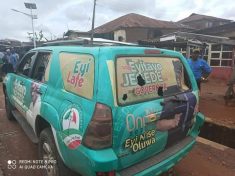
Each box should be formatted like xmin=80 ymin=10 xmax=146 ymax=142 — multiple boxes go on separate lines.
xmin=116 ymin=56 xmax=190 ymax=105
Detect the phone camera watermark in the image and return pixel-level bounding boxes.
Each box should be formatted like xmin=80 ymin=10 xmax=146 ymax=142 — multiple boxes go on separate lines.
xmin=7 ymin=159 xmax=57 ymax=170
xmin=7 ymin=160 xmax=17 ymax=169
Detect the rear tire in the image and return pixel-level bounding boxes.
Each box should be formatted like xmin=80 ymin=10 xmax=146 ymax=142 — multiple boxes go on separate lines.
xmin=4 ymin=94 xmax=15 ymax=121
xmin=39 ymin=128 xmax=77 ymax=176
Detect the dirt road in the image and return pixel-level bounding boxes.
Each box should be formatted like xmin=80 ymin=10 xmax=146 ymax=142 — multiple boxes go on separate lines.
xmin=1 ymin=82 xmax=235 ymax=176
xmin=174 ymin=138 xmax=235 ymax=176
xmin=200 ymin=79 xmax=235 ymax=126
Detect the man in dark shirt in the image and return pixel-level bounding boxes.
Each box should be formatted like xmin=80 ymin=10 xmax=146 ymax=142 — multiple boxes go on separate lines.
xmin=2 ymin=56 xmax=14 ymax=76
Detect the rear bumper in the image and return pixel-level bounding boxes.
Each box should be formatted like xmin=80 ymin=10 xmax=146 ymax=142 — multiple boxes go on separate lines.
xmin=61 ymin=112 xmax=204 ymax=176
xmin=117 ymin=136 xmax=195 ymax=176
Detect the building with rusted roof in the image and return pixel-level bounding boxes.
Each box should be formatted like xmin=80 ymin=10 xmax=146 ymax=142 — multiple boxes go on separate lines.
xmin=193 ymin=22 xmax=235 ymax=40
xmin=93 ymin=13 xmax=191 ymax=43
xmin=61 ymin=12 xmax=235 ymax=80
xmin=178 ymin=13 xmax=232 ymax=30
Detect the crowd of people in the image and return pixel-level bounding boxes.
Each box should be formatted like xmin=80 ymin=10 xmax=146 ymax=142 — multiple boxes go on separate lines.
xmin=0 ymin=48 xmax=20 ymax=80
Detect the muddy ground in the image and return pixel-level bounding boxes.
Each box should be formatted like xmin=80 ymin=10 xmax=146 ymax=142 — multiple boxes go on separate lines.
xmin=200 ymin=79 xmax=235 ymax=126
xmin=0 ymin=79 xmax=235 ymax=176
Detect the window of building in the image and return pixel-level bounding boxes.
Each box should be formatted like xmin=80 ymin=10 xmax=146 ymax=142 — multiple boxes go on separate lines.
xmin=222 ymin=52 xmax=232 ymax=59
xmin=211 ymin=53 xmax=220 ymax=58
xmin=223 ymin=45 xmax=233 ymax=51
xmin=221 ymin=60 xmax=232 ymax=67
xmin=211 ymin=44 xmax=221 ymax=51
xmin=209 ymin=44 xmax=234 ymax=67
xmin=210 ymin=60 xmax=220 ymax=66
xmin=207 ymin=22 xmax=213 ymax=28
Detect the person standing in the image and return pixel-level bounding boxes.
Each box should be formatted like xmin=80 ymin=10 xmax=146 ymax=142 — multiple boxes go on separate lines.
xmin=188 ymin=49 xmax=212 ymax=90
xmin=2 ymin=49 xmax=14 ymax=76
xmin=0 ymin=51 xmax=5 ymax=81
xmin=2 ymin=61 xmax=14 ymax=76
xmin=9 ymin=49 xmax=18 ymax=71
xmin=4 ymin=49 xmax=11 ymax=63
xmin=0 ymin=51 xmax=4 ymax=62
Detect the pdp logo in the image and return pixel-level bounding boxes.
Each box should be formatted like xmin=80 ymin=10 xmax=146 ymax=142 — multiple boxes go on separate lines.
xmin=7 ymin=160 xmax=17 ymax=169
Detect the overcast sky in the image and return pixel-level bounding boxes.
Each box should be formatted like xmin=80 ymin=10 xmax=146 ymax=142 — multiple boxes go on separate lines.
xmin=0 ymin=0 xmax=235 ymax=41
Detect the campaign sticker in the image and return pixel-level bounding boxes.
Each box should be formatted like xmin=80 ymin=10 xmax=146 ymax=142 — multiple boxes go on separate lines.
xmin=62 ymin=107 xmax=83 ymax=150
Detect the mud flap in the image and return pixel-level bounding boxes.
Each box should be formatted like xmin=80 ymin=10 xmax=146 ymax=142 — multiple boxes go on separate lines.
xmin=190 ymin=112 xmax=205 ymax=137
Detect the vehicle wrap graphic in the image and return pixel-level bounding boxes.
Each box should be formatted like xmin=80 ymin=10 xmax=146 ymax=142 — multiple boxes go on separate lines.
xmin=59 ymin=52 xmax=94 ymax=99
xmin=12 ymin=78 xmax=43 ymax=132
xmin=116 ymin=57 xmax=189 ymax=105
xmin=124 ymin=129 xmax=156 ymax=153
xmin=62 ymin=107 xmax=83 ymax=150
xmin=26 ymin=82 xmax=42 ymax=131
xmin=12 ymin=79 xmax=27 ymax=112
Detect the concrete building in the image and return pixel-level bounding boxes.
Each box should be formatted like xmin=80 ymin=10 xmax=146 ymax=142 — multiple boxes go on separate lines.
xmin=93 ymin=13 xmax=191 ymax=43
xmin=178 ymin=13 xmax=232 ymax=30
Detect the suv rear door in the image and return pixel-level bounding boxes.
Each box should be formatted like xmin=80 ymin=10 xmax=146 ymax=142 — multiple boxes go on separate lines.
xmin=112 ymin=54 xmax=197 ymax=169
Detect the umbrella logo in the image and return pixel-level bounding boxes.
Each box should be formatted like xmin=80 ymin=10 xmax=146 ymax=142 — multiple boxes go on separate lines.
xmin=62 ymin=108 xmax=80 ymax=131
xmin=62 ymin=107 xmax=82 ymax=149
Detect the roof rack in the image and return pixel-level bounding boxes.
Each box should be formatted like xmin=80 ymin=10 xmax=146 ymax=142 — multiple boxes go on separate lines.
xmin=42 ymin=37 xmax=138 ymax=47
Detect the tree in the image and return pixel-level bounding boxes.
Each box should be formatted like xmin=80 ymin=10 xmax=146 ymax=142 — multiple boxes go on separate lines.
xmin=27 ymin=30 xmax=49 ymax=42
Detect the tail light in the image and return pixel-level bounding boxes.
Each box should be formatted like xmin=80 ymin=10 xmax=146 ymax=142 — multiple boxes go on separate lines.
xmin=83 ymin=103 xmax=112 ymax=149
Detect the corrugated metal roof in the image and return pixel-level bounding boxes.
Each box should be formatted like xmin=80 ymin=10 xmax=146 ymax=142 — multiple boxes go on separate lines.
xmin=178 ymin=13 xmax=232 ymax=23
xmin=94 ymin=13 xmax=186 ymax=34
xmin=192 ymin=22 xmax=235 ymax=35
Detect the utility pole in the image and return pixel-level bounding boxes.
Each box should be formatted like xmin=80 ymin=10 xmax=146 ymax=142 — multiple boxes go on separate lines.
xmin=24 ymin=2 xmax=37 ymax=48
xmin=30 ymin=7 xmax=36 ymax=48
xmin=91 ymin=0 xmax=97 ymax=45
